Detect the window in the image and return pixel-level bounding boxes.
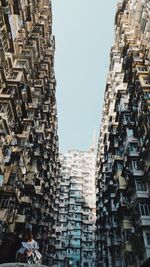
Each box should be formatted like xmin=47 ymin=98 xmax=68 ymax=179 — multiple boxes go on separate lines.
xmin=0 ymin=197 xmax=10 ymax=208
xmin=112 ymin=126 xmax=117 ymax=134
xmin=17 ymin=60 xmax=26 ymax=67
xmin=0 ymin=175 xmax=4 ymax=187
xmin=117 ymin=162 xmax=123 ymax=171
xmin=8 ymin=72 xmax=18 ymax=79
xmin=124 ymin=103 xmax=128 ymax=110
xmin=113 ymin=216 xmax=117 ymax=223
xmin=123 ymin=229 xmax=132 ymax=242
xmin=143 ymin=77 xmax=150 ymax=85
xmin=136 ymin=180 xmax=147 ymax=191
xmin=116 ymin=148 xmax=122 ymax=157
xmin=132 ymin=160 xmax=140 ymax=170
xmin=125 ymin=252 xmax=135 ymax=265
xmin=129 ymin=143 xmax=138 ymax=152
xmin=146 ymin=233 xmax=150 ymax=246
xmin=115 ymin=248 xmax=120 ymax=259
xmin=143 ymin=92 xmax=150 ymax=100
xmin=138 ymin=66 xmax=148 ymax=72
xmin=127 ymin=128 xmax=133 ymax=137
xmin=139 ymin=202 xmax=150 ymax=216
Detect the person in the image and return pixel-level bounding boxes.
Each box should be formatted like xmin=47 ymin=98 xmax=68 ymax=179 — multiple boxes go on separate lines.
xmin=16 ymin=228 xmax=42 ymax=264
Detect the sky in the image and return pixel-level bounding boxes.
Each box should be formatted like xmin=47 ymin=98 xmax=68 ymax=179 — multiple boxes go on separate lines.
xmin=52 ymin=0 xmax=118 ymax=152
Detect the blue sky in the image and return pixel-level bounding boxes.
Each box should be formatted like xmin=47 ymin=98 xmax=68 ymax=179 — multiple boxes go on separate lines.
xmin=52 ymin=0 xmax=118 ymax=152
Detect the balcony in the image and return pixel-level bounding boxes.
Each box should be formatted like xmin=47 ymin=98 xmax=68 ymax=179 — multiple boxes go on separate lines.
xmin=138 ymin=216 xmax=150 ymax=227
xmin=108 ymin=237 xmax=121 ymax=246
xmin=133 ymin=190 xmax=149 ymax=200
xmin=117 ymin=175 xmax=126 ymax=190
xmin=131 ymin=169 xmax=144 ymax=176
xmin=136 ymin=65 xmax=149 ymax=75
xmin=127 ymin=149 xmax=139 ymax=157
xmin=122 ymin=241 xmax=134 ymax=253
xmin=6 ymin=70 xmax=24 ymax=83
xmin=139 ymin=75 xmax=150 ymax=88
xmin=0 ymin=208 xmax=8 ymax=222
xmin=21 ymin=49 xmax=34 ymax=67
xmin=114 ymin=154 xmax=123 ymax=161
xmin=20 ymin=196 xmax=31 ymax=204
xmin=121 ymin=223 xmax=132 ymax=236
xmin=53 ymin=255 xmax=66 ymax=263
xmin=13 ymin=59 xmax=30 ymax=72
xmin=0 ymin=6 xmax=11 ymax=15
xmin=15 ymin=214 xmax=26 ymax=223
xmin=36 ymin=123 xmax=45 ymax=134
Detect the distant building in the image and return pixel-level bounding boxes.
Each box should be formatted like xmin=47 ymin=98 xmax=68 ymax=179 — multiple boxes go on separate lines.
xmin=96 ymin=1 xmax=150 ymax=267
xmin=53 ymin=146 xmax=96 ymax=267
xmin=0 ymin=0 xmax=60 ymax=265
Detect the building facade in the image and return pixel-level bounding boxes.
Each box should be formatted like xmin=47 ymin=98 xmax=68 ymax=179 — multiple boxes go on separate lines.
xmin=53 ymin=147 xmax=96 ymax=267
xmin=0 ymin=0 xmax=60 ymax=265
xmin=96 ymin=0 xmax=150 ymax=267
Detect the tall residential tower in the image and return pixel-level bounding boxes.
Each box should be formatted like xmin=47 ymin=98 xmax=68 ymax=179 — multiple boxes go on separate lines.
xmin=0 ymin=0 xmax=60 ymax=265
xmin=96 ymin=0 xmax=150 ymax=267
xmin=54 ymin=146 xmax=96 ymax=267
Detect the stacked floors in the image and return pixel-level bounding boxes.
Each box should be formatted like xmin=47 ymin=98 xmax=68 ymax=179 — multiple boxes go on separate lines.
xmin=53 ymin=148 xmax=96 ymax=267
xmin=0 ymin=0 xmax=60 ymax=265
xmin=96 ymin=0 xmax=150 ymax=267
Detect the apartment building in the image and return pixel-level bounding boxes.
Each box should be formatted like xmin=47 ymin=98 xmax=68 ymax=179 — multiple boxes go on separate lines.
xmin=53 ymin=146 xmax=96 ymax=267
xmin=0 ymin=0 xmax=60 ymax=265
xmin=96 ymin=0 xmax=150 ymax=267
